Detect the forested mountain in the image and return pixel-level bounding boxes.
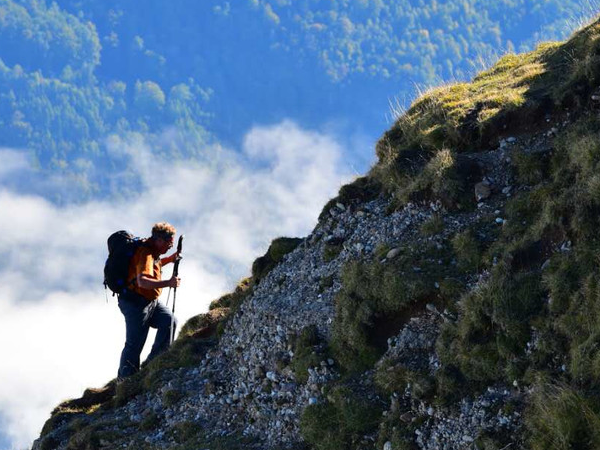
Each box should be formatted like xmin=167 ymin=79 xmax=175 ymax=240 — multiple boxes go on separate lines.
xmin=0 ymin=0 xmax=212 ymax=200
xmin=0 ymin=0 xmax=591 ymax=200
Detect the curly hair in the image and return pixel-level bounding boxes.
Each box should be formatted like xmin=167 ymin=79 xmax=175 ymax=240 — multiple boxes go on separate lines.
xmin=151 ymin=222 xmax=176 ymax=239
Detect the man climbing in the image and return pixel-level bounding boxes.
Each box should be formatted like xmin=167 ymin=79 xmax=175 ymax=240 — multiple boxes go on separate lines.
xmin=117 ymin=222 xmax=181 ymax=378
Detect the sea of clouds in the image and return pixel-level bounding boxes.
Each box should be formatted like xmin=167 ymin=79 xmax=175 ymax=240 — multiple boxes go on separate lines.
xmin=0 ymin=120 xmax=365 ymax=449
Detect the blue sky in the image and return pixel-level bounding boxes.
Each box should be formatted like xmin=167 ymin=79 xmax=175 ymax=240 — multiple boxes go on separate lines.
xmin=0 ymin=417 xmax=9 ymax=450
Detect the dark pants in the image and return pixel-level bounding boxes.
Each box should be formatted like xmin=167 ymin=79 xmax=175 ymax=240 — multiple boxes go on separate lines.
xmin=117 ymin=290 xmax=177 ymax=378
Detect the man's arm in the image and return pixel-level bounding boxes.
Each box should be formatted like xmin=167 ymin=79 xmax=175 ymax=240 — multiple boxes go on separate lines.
xmin=160 ymin=251 xmax=180 ymax=266
xmin=136 ymin=250 xmax=180 ymax=289
xmin=137 ymin=274 xmax=180 ymax=290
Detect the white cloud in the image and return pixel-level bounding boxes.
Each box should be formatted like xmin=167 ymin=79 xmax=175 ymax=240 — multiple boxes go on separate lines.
xmin=0 ymin=121 xmax=354 ymax=449
xmin=0 ymin=150 xmax=30 ymax=179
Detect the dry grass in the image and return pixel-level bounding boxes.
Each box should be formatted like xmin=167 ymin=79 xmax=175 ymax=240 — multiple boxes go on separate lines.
xmin=373 ymin=17 xmax=600 ymax=208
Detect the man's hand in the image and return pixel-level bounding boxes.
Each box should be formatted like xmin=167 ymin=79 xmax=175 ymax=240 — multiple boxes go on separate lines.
xmin=161 ymin=251 xmax=181 ymax=265
xmin=166 ymin=276 xmax=181 ymax=289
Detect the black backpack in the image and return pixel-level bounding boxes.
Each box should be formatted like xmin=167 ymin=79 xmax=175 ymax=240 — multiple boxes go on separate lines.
xmin=104 ymin=230 xmax=144 ymax=295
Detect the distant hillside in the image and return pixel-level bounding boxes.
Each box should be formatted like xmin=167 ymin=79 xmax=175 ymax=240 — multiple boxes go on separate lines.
xmin=55 ymin=0 xmax=593 ymax=138
xmin=0 ymin=0 xmax=591 ymax=201
xmin=0 ymin=0 xmax=212 ymax=201
xmin=33 ymin=15 xmax=600 ymax=450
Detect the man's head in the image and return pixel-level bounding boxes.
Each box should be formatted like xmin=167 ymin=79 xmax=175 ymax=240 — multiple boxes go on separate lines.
xmin=151 ymin=222 xmax=176 ymax=254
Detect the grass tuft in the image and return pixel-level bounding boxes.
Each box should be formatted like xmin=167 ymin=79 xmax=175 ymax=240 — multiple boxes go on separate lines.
xmin=300 ymin=386 xmax=383 ymax=450
xmin=291 ymin=325 xmax=329 ymax=384
xmin=437 ymin=263 xmax=545 ymax=386
xmin=527 ymin=383 xmax=600 ymax=450
xmin=332 ymin=242 xmax=461 ymax=372
xmin=373 ymin=18 xmax=600 ymax=208
xmin=452 ymin=229 xmax=482 ymax=272
xmin=419 ymin=214 xmax=444 ymax=236
xmin=323 ymin=238 xmax=344 ymax=262
xmin=374 ymin=358 xmax=434 ymax=399
xmin=252 ymin=237 xmax=303 ymax=283
xmin=318 ymin=176 xmax=382 ymax=222
xmin=209 ymin=277 xmax=253 ymax=311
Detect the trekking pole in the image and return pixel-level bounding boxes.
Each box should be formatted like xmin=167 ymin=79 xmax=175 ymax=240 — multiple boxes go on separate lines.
xmin=170 ymin=235 xmax=184 ymax=344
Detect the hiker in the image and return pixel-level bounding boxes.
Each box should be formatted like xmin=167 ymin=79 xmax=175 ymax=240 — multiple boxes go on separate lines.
xmin=117 ymin=222 xmax=181 ymax=378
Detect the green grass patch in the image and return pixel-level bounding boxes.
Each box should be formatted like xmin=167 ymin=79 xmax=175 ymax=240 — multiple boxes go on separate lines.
xmin=437 ymin=262 xmax=545 ymax=387
xmin=113 ymin=325 xmax=220 ymax=406
xmin=318 ymin=274 xmax=335 ymax=292
xmin=252 ymin=237 xmax=303 ymax=283
xmin=141 ymin=335 xmax=217 ymax=392
xmin=512 ymin=149 xmax=552 ymax=185
xmin=209 ymin=277 xmax=253 ymax=311
xmin=431 ymin=111 xmax=600 ymax=403
xmin=452 ymin=229 xmax=482 ymax=272
xmin=291 ymin=325 xmax=329 ymax=383
xmin=169 ymin=431 xmax=259 ymax=450
xmin=318 ymin=176 xmax=382 ymax=222
xmin=65 ymin=427 xmax=100 ymax=450
xmin=39 ymin=384 xmax=116 ymax=439
xmin=140 ymin=412 xmax=160 ymax=431
xmin=170 ymin=421 xmax=203 ymax=444
xmin=323 ymin=239 xmax=344 ymax=262
xmin=527 ymin=384 xmax=600 ymax=450
xmin=300 ymin=386 xmax=383 ymax=450
xmin=40 ymin=436 xmax=61 ymax=450
xmin=374 ymin=358 xmax=434 ymax=400
xmin=179 ymin=308 xmax=230 ymax=338
xmin=163 ymin=389 xmax=184 ymax=407
xmin=374 ymin=242 xmax=391 ymax=260
xmin=113 ymin=373 xmax=145 ymax=407
xmin=332 ymin=242 xmax=460 ymax=372
xmin=377 ymin=409 xmax=422 ymax=450
xmin=497 ymin=185 xmax=551 ymax=244
xmin=553 ymin=270 xmax=600 ymax=386
xmin=373 ymin=18 xmax=600 ymax=206
xmin=373 ymin=148 xmax=480 ymax=210
xmin=419 ymin=214 xmax=444 ymax=236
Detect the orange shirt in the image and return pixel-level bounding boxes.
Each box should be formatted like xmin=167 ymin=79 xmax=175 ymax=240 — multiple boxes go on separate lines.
xmin=128 ymin=244 xmax=163 ymax=301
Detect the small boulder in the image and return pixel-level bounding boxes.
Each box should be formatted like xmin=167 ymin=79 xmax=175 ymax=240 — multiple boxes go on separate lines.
xmin=474 ymin=181 xmax=492 ymax=201
xmin=400 ymin=411 xmax=415 ymax=423
xmin=386 ymin=248 xmax=401 ymax=260
xmin=254 ymin=366 xmax=266 ymax=379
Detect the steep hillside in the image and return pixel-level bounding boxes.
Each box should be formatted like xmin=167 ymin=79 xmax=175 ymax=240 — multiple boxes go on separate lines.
xmin=34 ymin=17 xmax=600 ymax=450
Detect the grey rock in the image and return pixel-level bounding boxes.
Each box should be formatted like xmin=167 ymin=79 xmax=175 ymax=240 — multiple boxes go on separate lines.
xmin=474 ymin=182 xmax=492 ymax=201
xmin=387 ymin=248 xmax=402 ymax=259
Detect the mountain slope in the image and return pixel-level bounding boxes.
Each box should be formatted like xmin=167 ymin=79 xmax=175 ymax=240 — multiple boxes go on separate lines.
xmin=34 ymin=16 xmax=600 ymax=450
